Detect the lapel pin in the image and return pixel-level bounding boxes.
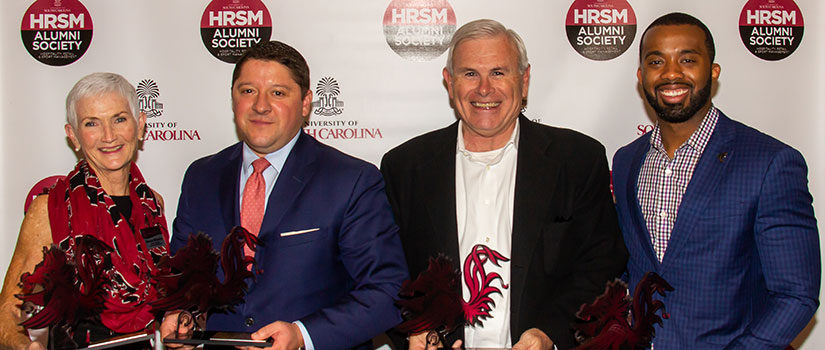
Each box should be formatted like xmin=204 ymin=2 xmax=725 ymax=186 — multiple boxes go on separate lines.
xmin=718 ymin=152 xmax=728 ymax=162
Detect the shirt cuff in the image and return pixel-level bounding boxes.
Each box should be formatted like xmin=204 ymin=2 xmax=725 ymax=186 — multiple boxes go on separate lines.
xmin=293 ymin=320 xmax=314 ymax=350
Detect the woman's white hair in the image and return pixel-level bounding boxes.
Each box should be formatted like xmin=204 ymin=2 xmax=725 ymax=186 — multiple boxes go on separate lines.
xmin=65 ymin=72 xmax=139 ymax=128
xmin=445 ymin=19 xmax=529 ymax=75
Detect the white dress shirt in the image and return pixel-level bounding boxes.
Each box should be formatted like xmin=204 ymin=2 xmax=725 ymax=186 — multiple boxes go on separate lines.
xmin=455 ymin=120 xmax=519 ymax=348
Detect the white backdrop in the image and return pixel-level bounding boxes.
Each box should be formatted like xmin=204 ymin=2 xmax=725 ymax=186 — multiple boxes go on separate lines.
xmin=1 ymin=0 xmax=823 ymax=347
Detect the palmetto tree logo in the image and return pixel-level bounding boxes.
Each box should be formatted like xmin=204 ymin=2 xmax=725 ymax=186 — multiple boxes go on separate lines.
xmin=311 ymin=77 xmax=344 ymax=116
xmin=136 ymin=79 xmax=164 ymax=118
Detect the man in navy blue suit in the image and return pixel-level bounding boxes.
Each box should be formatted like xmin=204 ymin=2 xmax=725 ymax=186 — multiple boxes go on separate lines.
xmin=612 ymin=12 xmax=820 ymax=349
xmin=161 ymin=41 xmax=408 ymax=349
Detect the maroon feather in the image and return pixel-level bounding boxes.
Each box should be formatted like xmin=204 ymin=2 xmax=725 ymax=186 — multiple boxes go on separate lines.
xmin=151 ymin=227 xmax=261 ymax=317
xmin=15 ymin=236 xmax=112 ymax=330
xmin=627 ymin=272 xmax=674 ymax=348
xmin=396 ymin=255 xmax=465 ymax=336
xmin=575 ymin=280 xmax=631 ymax=340
xmin=462 ymin=244 xmax=509 ymax=326
xmin=150 ymin=232 xmax=220 ymax=314
xmin=574 ymin=272 xmax=673 ymax=350
xmin=212 ymin=226 xmax=259 ymax=311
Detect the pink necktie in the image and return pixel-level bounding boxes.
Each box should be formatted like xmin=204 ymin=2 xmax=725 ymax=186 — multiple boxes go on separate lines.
xmin=241 ymin=157 xmax=270 ymax=258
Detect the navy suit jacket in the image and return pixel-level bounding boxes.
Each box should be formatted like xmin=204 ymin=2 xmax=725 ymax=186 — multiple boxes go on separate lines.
xmin=613 ymin=111 xmax=820 ymax=349
xmin=172 ymin=131 xmax=409 ymax=350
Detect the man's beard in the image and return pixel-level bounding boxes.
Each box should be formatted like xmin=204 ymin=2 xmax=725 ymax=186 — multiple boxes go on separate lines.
xmin=644 ymin=79 xmax=712 ymax=124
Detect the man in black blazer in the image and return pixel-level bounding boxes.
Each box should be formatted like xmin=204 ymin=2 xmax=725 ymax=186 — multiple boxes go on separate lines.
xmin=381 ymin=19 xmax=627 ymax=350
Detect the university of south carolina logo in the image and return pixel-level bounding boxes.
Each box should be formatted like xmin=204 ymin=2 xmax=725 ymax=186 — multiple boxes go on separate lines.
xmin=136 ymin=79 xmax=164 ymax=118
xmin=138 ymin=78 xmax=201 ymax=142
xmin=304 ymin=76 xmax=383 ymax=140
xmin=311 ymin=77 xmax=344 ymax=117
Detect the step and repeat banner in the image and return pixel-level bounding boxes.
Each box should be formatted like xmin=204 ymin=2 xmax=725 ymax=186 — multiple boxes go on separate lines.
xmin=2 ymin=0 xmax=823 ymax=347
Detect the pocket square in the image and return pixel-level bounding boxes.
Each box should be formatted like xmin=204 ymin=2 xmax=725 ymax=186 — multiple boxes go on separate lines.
xmin=280 ymin=228 xmax=320 ymax=237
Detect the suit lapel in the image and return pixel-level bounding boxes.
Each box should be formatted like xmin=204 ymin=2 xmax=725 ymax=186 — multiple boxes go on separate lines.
xmin=219 ymin=143 xmax=243 ymax=235
xmin=625 ymin=135 xmax=660 ymax=268
xmin=660 ymin=113 xmax=735 ymax=271
xmin=258 ymin=132 xmax=316 ymax=242
xmin=511 ymin=116 xmax=560 ymax=310
xmin=420 ymin=123 xmax=461 ymax=265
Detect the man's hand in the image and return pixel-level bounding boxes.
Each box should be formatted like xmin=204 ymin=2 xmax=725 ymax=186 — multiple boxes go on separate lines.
xmin=249 ymin=321 xmax=304 ymax=350
xmin=512 ymin=328 xmax=553 ymax=350
xmin=407 ymin=331 xmax=462 ymax=350
xmin=159 ymin=311 xmax=195 ymax=350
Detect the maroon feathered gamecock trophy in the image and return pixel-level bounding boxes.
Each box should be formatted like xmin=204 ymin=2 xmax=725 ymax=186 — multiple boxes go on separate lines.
xmin=15 ymin=235 xmax=115 ymax=349
xmin=573 ymin=272 xmax=674 ymax=350
xmin=150 ymin=226 xmax=262 ymax=345
xmin=396 ymin=245 xmax=510 ymax=349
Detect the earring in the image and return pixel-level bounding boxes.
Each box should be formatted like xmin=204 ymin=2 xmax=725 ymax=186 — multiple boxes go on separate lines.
xmin=74 ymin=146 xmax=80 ymax=152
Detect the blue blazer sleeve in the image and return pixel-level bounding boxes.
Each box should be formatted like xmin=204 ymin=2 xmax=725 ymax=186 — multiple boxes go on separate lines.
xmin=299 ymin=165 xmax=409 ymax=349
xmin=171 ymin=164 xmax=196 ymax=253
xmin=726 ymin=147 xmax=820 ymax=349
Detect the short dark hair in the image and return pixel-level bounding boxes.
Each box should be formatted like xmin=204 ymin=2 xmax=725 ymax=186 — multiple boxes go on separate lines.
xmin=639 ymin=12 xmax=715 ymax=63
xmin=232 ymin=40 xmax=310 ymax=96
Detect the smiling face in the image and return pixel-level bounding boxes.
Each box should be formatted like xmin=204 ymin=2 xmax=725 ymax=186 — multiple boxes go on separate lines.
xmin=638 ymin=24 xmax=720 ymax=124
xmin=444 ymin=34 xmax=530 ymax=151
xmin=232 ymin=58 xmax=313 ymax=157
xmin=65 ymin=92 xmax=145 ymax=178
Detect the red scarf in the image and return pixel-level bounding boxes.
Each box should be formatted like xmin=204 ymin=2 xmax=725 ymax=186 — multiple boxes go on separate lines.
xmin=48 ymin=160 xmax=169 ymax=333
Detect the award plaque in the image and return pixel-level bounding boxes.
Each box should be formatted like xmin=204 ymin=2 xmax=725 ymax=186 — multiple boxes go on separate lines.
xmin=163 ymin=331 xmax=273 ymax=348
xmin=78 ymin=332 xmax=153 ymax=350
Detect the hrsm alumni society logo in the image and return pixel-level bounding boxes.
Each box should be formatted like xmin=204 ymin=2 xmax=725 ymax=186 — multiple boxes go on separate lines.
xmin=200 ymin=0 xmax=272 ymax=63
xmin=21 ymin=0 xmax=93 ymax=66
xmin=382 ymin=0 xmax=457 ymax=61
xmin=739 ymin=0 xmax=804 ymax=60
xmin=565 ymin=0 xmax=637 ymax=61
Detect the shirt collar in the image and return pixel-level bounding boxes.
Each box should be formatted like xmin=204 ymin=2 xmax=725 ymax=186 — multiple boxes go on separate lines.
xmin=242 ymin=130 xmax=301 ymax=174
xmin=650 ymin=106 xmax=719 ymax=156
xmin=456 ymin=118 xmax=520 ymax=165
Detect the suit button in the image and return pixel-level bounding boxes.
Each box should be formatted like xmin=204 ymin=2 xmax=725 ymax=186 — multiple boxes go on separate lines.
xmin=245 ymin=317 xmax=254 ymax=327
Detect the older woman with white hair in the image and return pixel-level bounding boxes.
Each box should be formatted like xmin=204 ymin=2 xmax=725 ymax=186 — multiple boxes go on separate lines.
xmin=0 ymin=72 xmax=170 ymax=349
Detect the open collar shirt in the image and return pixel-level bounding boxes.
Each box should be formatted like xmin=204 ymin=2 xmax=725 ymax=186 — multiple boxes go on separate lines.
xmin=637 ymin=107 xmax=719 ymax=262
xmin=239 ymin=131 xmax=300 ymax=209
xmin=455 ymin=119 xmax=519 ymax=348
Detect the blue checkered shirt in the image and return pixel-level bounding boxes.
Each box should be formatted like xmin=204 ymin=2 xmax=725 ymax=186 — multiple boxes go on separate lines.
xmin=637 ymin=107 xmax=719 ymax=262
